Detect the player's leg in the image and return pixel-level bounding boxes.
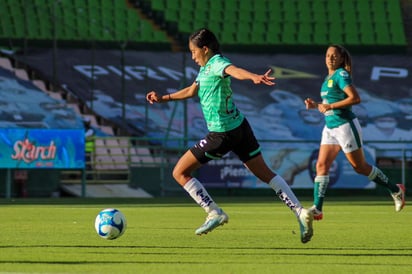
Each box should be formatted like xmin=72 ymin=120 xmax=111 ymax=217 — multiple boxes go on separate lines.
xmin=311 ymin=144 xmax=340 ymax=220
xmin=173 ymin=134 xmax=230 ymax=235
xmin=345 ymin=149 xmax=406 ymax=212
xmin=235 ymin=118 xmax=313 ymax=243
xmin=340 ymin=118 xmax=405 ymax=212
xmin=244 ymin=155 xmax=313 ymax=243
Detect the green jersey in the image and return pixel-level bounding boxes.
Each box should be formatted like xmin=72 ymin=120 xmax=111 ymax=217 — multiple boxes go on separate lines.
xmin=320 ymin=68 xmax=356 ymax=128
xmin=195 ymin=54 xmax=244 ymax=132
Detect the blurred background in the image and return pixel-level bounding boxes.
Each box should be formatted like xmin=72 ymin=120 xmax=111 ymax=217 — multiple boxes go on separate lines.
xmin=0 ymin=0 xmax=411 ymax=198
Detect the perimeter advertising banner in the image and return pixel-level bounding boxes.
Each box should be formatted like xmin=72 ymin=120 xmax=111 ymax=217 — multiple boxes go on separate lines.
xmin=0 ymin=129 xmax=84 ymax=169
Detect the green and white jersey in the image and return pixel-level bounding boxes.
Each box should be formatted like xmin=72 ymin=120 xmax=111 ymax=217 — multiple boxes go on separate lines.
xmin=195 ymin=54 xmax=244 ymax=132
xmin=320 ymin=68 xmax=356 ymax=128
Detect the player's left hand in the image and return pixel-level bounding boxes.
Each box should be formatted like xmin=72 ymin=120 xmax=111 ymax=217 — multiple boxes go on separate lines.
xmin=254 ymin=69 xmax=275 ymax=86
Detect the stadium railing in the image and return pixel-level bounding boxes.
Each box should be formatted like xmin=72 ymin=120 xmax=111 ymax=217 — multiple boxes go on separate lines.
xmin=58 ymin=137 xmax=412 ymax=197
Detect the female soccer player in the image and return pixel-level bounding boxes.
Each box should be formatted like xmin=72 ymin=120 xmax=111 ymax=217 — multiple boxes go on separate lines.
xmin=146 ymin=28 xmax=313 ymax=243
xmin=305 ymin=44 xmax=405 ymax=220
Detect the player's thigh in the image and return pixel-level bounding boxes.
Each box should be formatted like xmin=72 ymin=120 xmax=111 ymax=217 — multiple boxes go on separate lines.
xmin=316 ymin=144 xmax=341 ymax=174
xmin=173 ymin=150 xmax=201 ymax=179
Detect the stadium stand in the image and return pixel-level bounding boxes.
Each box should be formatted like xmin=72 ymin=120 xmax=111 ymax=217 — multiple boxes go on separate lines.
xmin=131 ymin=0 xmax=409 ymax=53
xmin=0 ymin=0 xmax=172 ymax=50
xmin=0 ymin=0 xmax=408 ymax=53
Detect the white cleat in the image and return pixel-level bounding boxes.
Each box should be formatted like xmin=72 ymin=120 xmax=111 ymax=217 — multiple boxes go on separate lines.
xmin=298 ymin=208 xmax=314 ymax=244
xmin=309 ymin=205 xmax=324 ymax=221
xmin=195 ymin=209 xmax=229 ymax=235
xmin=392 ymin=184 xmax=406 ymax=212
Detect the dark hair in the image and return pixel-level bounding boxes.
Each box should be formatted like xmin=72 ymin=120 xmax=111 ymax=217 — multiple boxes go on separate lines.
xmin=189 ymin=28 xmax=221 ymax=54
xmin=329 ymin=44 xmax=352 ymax=75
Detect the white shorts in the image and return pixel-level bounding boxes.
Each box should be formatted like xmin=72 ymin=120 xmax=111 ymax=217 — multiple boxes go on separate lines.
xmin=320 ymin=118 xmax=363 ymax=153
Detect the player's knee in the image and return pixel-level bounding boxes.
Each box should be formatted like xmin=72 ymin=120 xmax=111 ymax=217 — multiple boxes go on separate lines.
xmin=316 ymin=162 xmax=329 ymax=174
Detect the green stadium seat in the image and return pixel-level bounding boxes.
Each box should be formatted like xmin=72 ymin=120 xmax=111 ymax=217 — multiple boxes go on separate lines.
xmin=238 ymin=10 xmax=253 ymax=23
xmin=205 ymin=21 xmax=221 ymax=34
xmin=296 ymin=1 xmax=315 ymax=22
xmin=252 ymin=0 xmax=266 ymax=15
xmin=224 ymin=20 xmax=239 ymax=33
xmin=250 ymin=24 xmax=266 ymax=44
xmin=390 ymin=24 xmax=408 ymax=46
xmin=283 ymin=1 xmax=298 ymax=22
xmin=209 ymin=8 xmax=223 ymax=23
xmin=370 ymin=0 xmax=387 ymax=22
xmin=313 ymin=34 xmax=328 ymax=45
xmin=311 ymin=0 xmax=327 ymax=24
xmin=267 ymin=0 xmax=283 ymax=22
xmin=236 ymin=31 xmax=251 ymax=45
xmin=297 ymin=32 xmax=312 ymax=44
xmin=313 ymin=22 xmax=328 ymax=44
xmin=353 ymin=0 xmax=367 ymax=11
xmin=360 ymin=32 xmax=375 ymax=45
xmin=281 ymin=31 xmax=297 ymax=45
xmin=223 ymin=8 xmax=238 ymax=23
xmin=328 ymin=21 xmax=344 ymax=44
xmin=345 ymin=30 xmax=360 ymax=45
xmin=253 ymin=8 xmax=268 ymax=23
xmin=164 ymin=0 xmax=180 ymax=11
xmin=375 ymin=31 xmax=391 ymax=45
xmin=219 ymin=28 xmax=234 ymax=44
xmin=238 ymin=0 xmax=253 ymax=12
xmin=194 ymin=1 xmax=209 ymax=11
xmin=178 ymin=19 xmax=192 ymax=33
xmin=150 ymin=0 xmax=165 ymax=10
xmin=387 ymin=2 xmax=403 ymax=24
xmin=163 ymin=8 xmax=177 ymax=21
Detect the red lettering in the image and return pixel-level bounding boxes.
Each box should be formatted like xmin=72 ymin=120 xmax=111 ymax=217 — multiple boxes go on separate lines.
xmin=11 ymin=138 xmax=56 ymax=163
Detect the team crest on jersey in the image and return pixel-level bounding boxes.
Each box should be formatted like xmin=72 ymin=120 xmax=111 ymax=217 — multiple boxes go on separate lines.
xmin=340 ymin=70 xmax=349 ymax=78
xmin=327 ymin=79 xmax=333 ymax=87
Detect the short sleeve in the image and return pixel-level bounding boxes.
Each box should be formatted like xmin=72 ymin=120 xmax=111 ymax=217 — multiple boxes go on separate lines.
xmin=337 ymin=69 xmax=352 ymax=90
xmin=211 ymin=56 xmax=232 ymax=77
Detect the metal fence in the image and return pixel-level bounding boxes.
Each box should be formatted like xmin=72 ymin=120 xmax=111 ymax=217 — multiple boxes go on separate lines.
xmin=59 ymin=137 xmax=412 ymax=197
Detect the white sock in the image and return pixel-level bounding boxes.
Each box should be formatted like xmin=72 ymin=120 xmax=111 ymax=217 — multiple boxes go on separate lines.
xmin=268 ymin=175 xmax=302 ymax=216
xmin=183 ymin=178 xmax=219 ymax=214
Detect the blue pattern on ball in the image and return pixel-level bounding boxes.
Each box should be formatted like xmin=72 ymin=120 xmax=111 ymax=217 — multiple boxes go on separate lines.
xmin=95 ymin=208 xmax=126 ymax=240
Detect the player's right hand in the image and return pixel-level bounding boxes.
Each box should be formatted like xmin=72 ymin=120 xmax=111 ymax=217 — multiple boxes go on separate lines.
xmin=304 ymin=98 xmax=317 ymax=109
xmin=146 ymin=91 xmax=160 ymax=104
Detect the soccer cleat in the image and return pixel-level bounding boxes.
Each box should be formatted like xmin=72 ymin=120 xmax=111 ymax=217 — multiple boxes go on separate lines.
xmin=391 ymin=184 xmax=406 ymax=212
xmin=309 ymin=205 xmax=324 ymax=221
xmin=195 ymin=209 xmax=229 ymax=235
xmin=298 ymin=208 xmax=314 ymax=244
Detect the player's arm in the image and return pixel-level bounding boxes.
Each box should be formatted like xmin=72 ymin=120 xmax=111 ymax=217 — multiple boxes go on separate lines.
xmin=317 ymin=85 xmax=361 ymax=113
xmin=224 ymin=65 xmax=275 ymax=86
xmin=146 ymin=82 xmax=198 ymax=104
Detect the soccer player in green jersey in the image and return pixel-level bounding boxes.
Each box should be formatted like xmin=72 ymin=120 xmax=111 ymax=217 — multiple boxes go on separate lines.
xmin=305 ymin=44 xmax=406 ymax=220
xmin=146 ymin=28 xmax=313 ymax=243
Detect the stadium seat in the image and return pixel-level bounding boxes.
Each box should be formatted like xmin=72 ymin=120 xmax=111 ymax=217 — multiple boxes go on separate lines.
xmin=0 ymin=57 xmax=13 ymax=71
xmin=360 ymin=32 xmax=375 ymax=45
xmin=374 ymin=21 xmax=391 ymax=45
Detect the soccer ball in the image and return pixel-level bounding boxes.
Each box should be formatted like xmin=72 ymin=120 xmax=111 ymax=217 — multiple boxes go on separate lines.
xmin=95 ymin=208 xmax=127 ymax=240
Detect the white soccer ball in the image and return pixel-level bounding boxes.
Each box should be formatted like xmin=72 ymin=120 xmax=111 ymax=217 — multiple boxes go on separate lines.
xmin=95 ymin=208 xmax=127 ymax=240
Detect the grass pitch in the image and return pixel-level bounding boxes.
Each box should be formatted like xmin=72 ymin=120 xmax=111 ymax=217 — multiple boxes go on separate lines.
xmin=0 ymin=197 xmax=410 ymax=274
